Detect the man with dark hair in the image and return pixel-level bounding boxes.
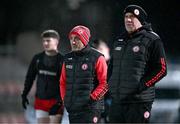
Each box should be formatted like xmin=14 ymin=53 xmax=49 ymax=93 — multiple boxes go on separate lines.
xmin=21 ymin=30 xmax=64 ymax=123
xmin=60 ymin=25 xmax=108 ymax=123
xmin=108 ymin=5 xmax=167 ymax=123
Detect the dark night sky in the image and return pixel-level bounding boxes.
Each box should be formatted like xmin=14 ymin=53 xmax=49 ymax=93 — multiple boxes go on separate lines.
xmin=0 ymin=0 xmax=179 ymax=57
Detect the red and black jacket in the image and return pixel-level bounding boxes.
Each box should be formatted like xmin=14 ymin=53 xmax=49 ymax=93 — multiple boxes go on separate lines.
xmin=108 ymin=24 xmax=167 ymax=103
xmin=60 ymin=46 xmax=108 ymax=112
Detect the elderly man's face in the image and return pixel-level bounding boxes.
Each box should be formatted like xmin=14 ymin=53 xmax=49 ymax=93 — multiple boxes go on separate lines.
xmin=124 ymin=12 xmax=142 ymax=34
xmin=69 ymin=34 xmax=85 ymax=51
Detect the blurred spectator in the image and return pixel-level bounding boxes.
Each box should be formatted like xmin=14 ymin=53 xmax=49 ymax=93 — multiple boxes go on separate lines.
xmin=91 ymin=39 xmax=110 ymax=61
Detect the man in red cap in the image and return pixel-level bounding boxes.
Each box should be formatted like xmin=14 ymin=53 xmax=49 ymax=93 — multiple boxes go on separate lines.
xmin=59 ymin=25 xmax=108 ymax=123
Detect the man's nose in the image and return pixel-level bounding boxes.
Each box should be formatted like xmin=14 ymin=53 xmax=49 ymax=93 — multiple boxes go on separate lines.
xmin=43 ymin=41 xmax=48 ymax=45
xmin=127 ymin=17 xmax=132 ymax=22
xmin=72 ymin=40 xmax=77 ymax=45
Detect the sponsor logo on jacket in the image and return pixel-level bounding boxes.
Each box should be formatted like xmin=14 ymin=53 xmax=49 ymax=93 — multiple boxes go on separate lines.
xmin=66 ymin=65 xmax=73 ymax=69
xmin=115 ymin=47 xmax=122 ymax=51
xmin=39 ymin=70 xmax=56 ymax=76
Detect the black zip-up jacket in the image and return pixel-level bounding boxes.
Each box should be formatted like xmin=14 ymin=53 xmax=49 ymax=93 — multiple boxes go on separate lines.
xmin=108 ymin=23 xmax=167 ymax=103
xmin=60 ymin=46 xmax=108 ymax=112
xmin=22 ymin=51 xmax=63 ymax=100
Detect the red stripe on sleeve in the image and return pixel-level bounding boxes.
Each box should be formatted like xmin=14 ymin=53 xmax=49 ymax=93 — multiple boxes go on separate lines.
xmin=90 ymin=56 xmax=108 ymax=101
xmin=145 ymin=58 xmax=166 ymax=87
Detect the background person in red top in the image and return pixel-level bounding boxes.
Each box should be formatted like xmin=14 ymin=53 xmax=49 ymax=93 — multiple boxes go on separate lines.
xmin=21 ymin=30 xmax=64 ymax=124
xmin=60 ymin=25 xmax=108 ymax=123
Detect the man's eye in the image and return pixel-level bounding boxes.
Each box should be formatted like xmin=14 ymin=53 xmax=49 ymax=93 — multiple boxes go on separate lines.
xmin=74 ymin=38 xmax=78 ymax=41
xmin=44 ymin=40 xmax=50 ymax=42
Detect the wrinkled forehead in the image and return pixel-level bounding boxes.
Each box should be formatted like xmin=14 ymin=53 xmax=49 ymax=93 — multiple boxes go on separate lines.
xmin=125 ymin=12 xmax=136 ymax=17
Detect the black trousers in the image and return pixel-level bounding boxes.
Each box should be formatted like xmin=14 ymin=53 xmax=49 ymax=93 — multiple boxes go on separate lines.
xmin=109 ymin=102 xmax=153 ymax=123
xmin=69 ymin=109 xmax=102 ymax=123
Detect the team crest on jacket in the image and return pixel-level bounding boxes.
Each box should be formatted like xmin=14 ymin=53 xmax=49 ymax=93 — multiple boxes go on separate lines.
xmin=132 ymin=46 xmax=140 ymax=52
xmin=81 ymin=63 xmax=88 ymax=70
xmin=144 ymin=111 xmax=150 ymax=119
xmin=93 ymin=116 xmax=98 ymax=123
